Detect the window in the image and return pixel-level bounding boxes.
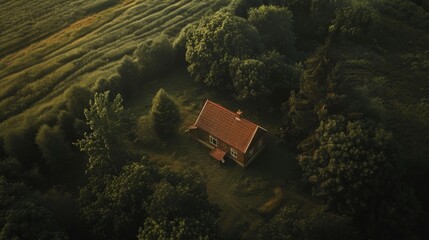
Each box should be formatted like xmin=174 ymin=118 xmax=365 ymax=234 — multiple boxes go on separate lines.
xmin=230 ymin=148 xmax=237 ymax=158
xmin=249 ymin=147 xmax=254 ymax=156
xmin=209 ymin=135 xmax=217 ymax=146
xmin=258 ymin=139 xmax=263 ymax=148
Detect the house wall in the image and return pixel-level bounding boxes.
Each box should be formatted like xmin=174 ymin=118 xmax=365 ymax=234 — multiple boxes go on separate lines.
xmin=243 ymin=129 xmax=267 ymax=166
xmin=190 ymin=128 xmax=246 ymax=166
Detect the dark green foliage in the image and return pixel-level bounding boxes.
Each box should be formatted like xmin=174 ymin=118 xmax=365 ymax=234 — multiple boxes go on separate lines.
xmin=186 ymin=11 xmax=261 ymax=87
xmin=3 ymin=125 xmax=41 ymax=169
xmin=79 ymin=162 xmax=159 ymax=240
xmin=93 ymin=78 xmax=110 ymax=93
xmin=138 ymin=170 xmax=219 ymax=240
xmin=57 ymin=110 xmax=75 ymax=142
xmin=135 ymin=34 xmax=175 ymax=78
xmin=79 ymin=161 xmax=218 ymax=240
xmin=376 ymin=0 xmax=429 ymax=30
xmin=173 ymin=24 xmax=193 ymax=66
xmin=309 ymin=0 xmax=345 ymax=37
xmin=248 ymin=5 xmax=295 ymax=55
xmin=330 ymin=3 xmax=374 ymax=42
xmin=0 ymin=158 xmax=25 ymax=182
xmin=253 ymin=205 xmax=357 ymax=240
xmin=281 ymin=43 xmax=349 ymax=141
xmin=36 ymin=125 xmax=72 ymax=173
xmin=150 ymin=89 xmax=181 ymax=138
xmin=1 ymin=201 xmax=69 ymax=240
xmin=75 ymin=91 xmax=134 ymax=178
xmin=298 ymin=115 xmax=421 ymax=239
xmin=234 ymin=0 xmax=264 ymax=18
xmin=0 ymin=177 xmax=69 ymax=240
xmin=138 ymin=217 xmax=215 ymax=240
xmin=298 ymin=115 xmax=399 ymax=215
xmin=259 ymin=50 xmax=299 ymax=104
xmin=229 ymin=58 xmax=270 ymax=101
xmin=64 ymin=86 xmax=93 ymax=119
xmin=116 ymin=56 xmax=140 ymax=97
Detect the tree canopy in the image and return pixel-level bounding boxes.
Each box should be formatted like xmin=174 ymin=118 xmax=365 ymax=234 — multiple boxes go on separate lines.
xmin=248 ymin=5 xmax=295 ymax=55
xmin=298 ymin=115 xmax=399 ymax=215
xmin=186 ymin=11 xmax=261 ymax=87
xmin=75 ymin=91 xmax=133 ymax=178
xmin=229 ymin=58 xmax=270 ymax=101
xmin=135 ymin=33 xmax=175 ymax=78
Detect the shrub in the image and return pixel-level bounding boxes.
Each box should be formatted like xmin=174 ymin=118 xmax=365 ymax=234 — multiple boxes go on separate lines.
xmin=64 ymin=86 xmax=93 ymax=119
xmin=135 ymin=33 xmax=175 ymax=78
xmin=116 ymin=55 xmax=140 ymax=97
xmin=35 ymin=125 xmax=72 ymax=173
xmin=248 ymin=5 xmax=295 ymax=55
xmin=3 ymin=126 xmax=40 ymax=168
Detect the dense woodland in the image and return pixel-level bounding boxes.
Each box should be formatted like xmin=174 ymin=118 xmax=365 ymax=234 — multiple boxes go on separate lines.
xmin=0 ymin=0 xmax=428 ymax=239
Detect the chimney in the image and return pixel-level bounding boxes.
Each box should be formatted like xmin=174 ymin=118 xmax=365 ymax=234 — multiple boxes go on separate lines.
xmin=236 ymin=110 xmax=243 ymax=120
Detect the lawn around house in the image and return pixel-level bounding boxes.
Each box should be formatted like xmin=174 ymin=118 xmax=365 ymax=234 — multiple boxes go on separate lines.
xmin=129 ymin=67 xmax=314 ymax=238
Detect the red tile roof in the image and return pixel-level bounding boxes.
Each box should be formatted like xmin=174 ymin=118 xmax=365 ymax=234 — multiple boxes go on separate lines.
xmin=192 ymin=100 xmax=266 ymax=153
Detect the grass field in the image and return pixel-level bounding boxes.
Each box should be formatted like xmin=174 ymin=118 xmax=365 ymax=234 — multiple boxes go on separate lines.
xmin=0 ymin=0 xmax=234 ymax=133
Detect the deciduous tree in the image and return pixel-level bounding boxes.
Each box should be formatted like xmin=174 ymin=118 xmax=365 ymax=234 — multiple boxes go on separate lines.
xmin=135 ymin=33 xmax=175 ymax=77
xmin=248 ymin=5 xmax=295 ymax=55
xmin=186 ymin=11 xmax=261 ymax=87
xmin=75 ymin=91 xmax=133 ymax=178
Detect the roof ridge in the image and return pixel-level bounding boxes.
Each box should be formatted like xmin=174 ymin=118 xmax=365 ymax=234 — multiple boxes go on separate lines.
xmin=206 ymin=100 xmax=259 ymax=127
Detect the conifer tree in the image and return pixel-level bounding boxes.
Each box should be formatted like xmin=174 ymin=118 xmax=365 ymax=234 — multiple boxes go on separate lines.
xmin=150 ymin=89 xmax=181 ymax=138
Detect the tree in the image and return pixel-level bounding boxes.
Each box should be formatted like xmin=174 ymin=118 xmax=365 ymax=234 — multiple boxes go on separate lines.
xmin=229 ymin=58 xmax=270 ymax=101
xmin=329 ymin=3 xmax=374 ymax=42
xmin=3 ymin=125 xmax=41 ymax=169
xmin=260 ymin=50 xmax=300 ymax=104
xmin=234 ymin=0 xmax=264 ymax=18
xmin=138 ymin=217 xmax=215 ymax=240
xmin=186 ymin=11 xmax=261 ymax=87
xmin=36 ymin=124 xmax=72 ymax=173
xmin=298 ymin=115 xmax=399 ymax=215
xmin=116 ymin=56 xmax=140 ymax=97
xmin=248 ymin=5 xmax=295 ymax=55
xmin=64 ymin=86 xmax=92 ymax=119
xmin=150 ymin=89 xmax=181 ymax=138
xmin=135 ymin=33 xmax=175 ymax=78
xmin=253 ymin=205 xmax=357 ymax=240
xmin=79 ymin=162 xmax=159 ymax=240
xmin=173 ymin=24 xmax=193 ymax=66
xmin=75 ymin=91 xmax=133 ymax=178
xmin=139 ymin=170 xmax=219 ymax=240
xmin=0 ymin=177 xmax=69 ymax=240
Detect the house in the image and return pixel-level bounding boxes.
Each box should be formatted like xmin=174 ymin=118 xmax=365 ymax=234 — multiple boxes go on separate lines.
xmin=188 ymin=100 xmax=267 ymax=167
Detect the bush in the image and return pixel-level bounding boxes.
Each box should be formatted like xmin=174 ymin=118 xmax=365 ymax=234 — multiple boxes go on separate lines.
xmin=150 ymin=89 xmax=181 ymax=138
xmin=35 ymin=124 xmax=72 ymax=173
xmin=3 ymin=126 xmax=40 ymax=168
xmin=135 ymin=33 xmax=175 ymax=78
xmin=172 ymin=24 xmax=193 ymax=66
xmin=116 ymin=55 xmax=140 ymax=97
xmin=248 ymin=5 xmax=295 ymax=55
xmin=64 ymin=86 xmax=93 ymax=119
xmin=252 ymin=205 xmax=357 ymax=240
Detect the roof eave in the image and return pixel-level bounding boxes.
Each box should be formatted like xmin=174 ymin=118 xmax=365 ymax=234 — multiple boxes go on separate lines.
xmin=191 ymin=99 xmax=209 ymax=127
